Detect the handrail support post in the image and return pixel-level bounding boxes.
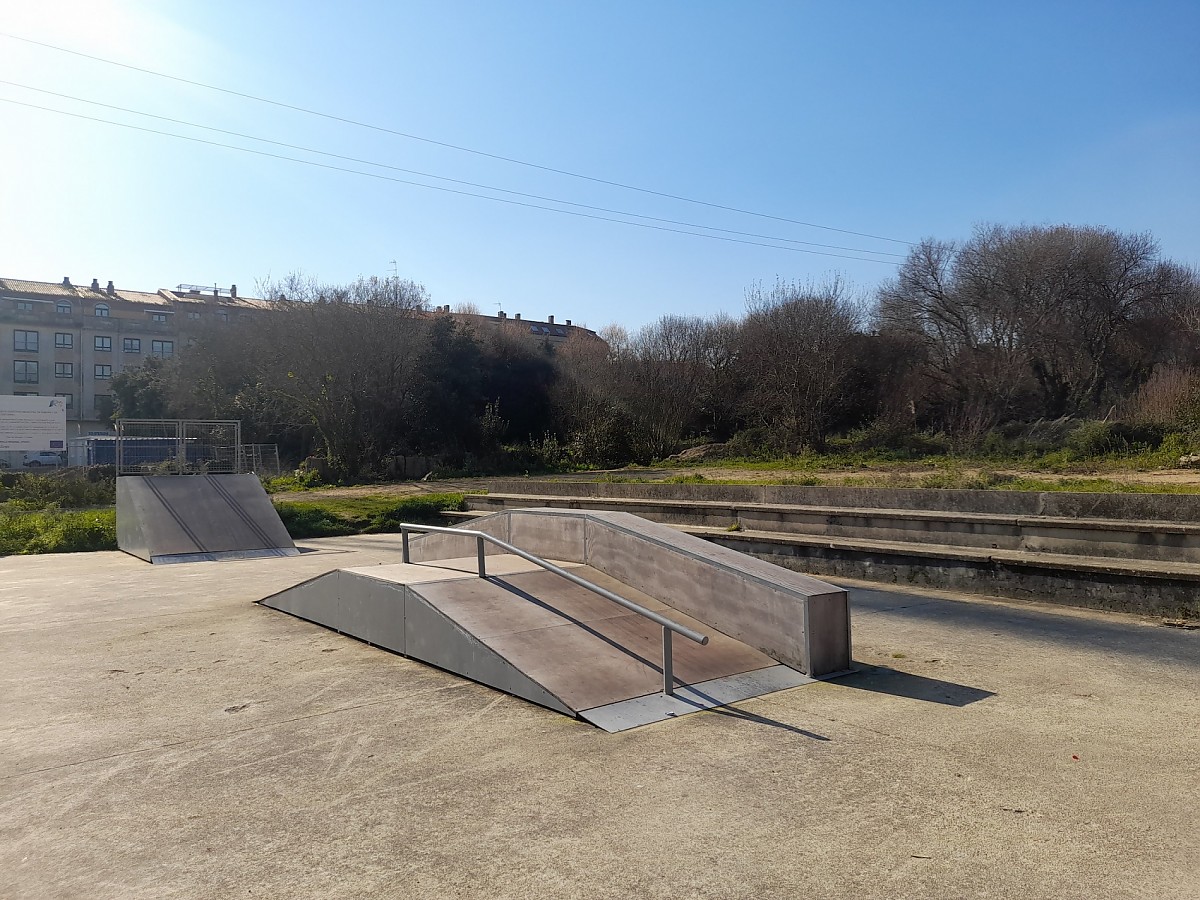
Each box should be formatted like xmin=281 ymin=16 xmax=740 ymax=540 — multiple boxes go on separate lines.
xmin=662 ymin=626 xmax=673 ymax=697
xmin=477 ymin=535 xmax=486 ymax=578
xmin=401 ymin=528 xmax=410 ymax=564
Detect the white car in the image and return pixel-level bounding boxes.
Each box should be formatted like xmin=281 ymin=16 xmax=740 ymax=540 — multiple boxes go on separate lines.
xmin=22 ymin=451 xmax=65 ymax=468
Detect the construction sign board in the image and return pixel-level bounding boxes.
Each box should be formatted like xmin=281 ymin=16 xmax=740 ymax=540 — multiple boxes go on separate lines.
xmin=0 ymin=395 xmax=67 ymax=451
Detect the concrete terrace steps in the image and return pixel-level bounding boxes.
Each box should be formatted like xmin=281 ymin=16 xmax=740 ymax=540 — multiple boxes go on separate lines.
xmin=449 ymin=507 xmax=1200 ymax=579
xmin=678 ymin=525 xmax=1200 ymax=582
xmin=465 ymin=491 xmax=1200 ymax=564
xmin=453 ymin=485 xmax=1200 ymax=617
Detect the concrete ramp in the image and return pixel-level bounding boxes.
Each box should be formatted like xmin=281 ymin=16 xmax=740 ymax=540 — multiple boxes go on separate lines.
xmin=117 ymin=474 xmax=298 ymax=564
xmin=259 ymin=557 xmax=817 ymax=731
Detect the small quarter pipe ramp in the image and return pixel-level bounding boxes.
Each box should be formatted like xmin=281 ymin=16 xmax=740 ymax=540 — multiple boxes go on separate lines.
xmin=117 ymin=474 xmax=298 ymax=564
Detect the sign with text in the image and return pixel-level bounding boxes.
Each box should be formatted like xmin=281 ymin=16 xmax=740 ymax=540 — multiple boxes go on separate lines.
xmin=0 ymin=395 xmax=67 ymax=451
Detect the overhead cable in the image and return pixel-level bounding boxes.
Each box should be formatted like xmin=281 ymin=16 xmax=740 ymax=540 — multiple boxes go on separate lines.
xmin=0 ymin=96 xmax=902 ymax=265
xmin=0 ymin=31 xmax=914 ymax=247
xmin=0 ymin=79 xmax=906 ymax=259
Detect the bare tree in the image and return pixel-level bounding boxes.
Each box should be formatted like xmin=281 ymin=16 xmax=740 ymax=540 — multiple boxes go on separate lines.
xmin=877 ymin=224 xmax=1198 ymax=437
xmin=740 ymin=277 xmax=864 ymax=451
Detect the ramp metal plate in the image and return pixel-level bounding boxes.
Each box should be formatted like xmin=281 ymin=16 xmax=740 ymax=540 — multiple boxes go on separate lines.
xmin=117 ymin=474 xmax=297 ymax=563
xmin=579 ymin=665 xmax=816 ymax=732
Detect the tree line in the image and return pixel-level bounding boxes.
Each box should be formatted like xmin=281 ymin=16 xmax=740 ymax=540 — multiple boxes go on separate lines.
xmin=112 ymin=225 xmax=1200 ymax=478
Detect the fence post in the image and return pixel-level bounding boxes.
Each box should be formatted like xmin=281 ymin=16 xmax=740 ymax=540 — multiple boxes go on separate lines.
xmin=662 ymin=627 xmax=674 ymax=697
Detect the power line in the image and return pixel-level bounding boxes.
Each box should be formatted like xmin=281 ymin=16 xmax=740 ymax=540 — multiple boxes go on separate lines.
xmin=0 ymin=96 xmax=902 ymax=265
xmin=0 ymin=78 xmax=907 ymax=259
xmin=0 ymin=30 xmax=915 ymax=247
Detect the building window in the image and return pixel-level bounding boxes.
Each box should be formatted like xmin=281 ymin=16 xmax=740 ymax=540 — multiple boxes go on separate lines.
xmin=14 ymin=391 xmax=39 ymax=397
xmin=150 ymin=312 xmax=168 ymax=323
xmin=151 ymin=340 xmax=174 ymax=358
xmin=94 ymin=394 xmax=113 ymax=415
xmin=94 ymin=336 xmax=112 ymax=351
xmin=14 ymin=361 xmax=38 ymax=384
xmin=15 ymin=300 xmax=34 ymax=312
xmin=186 ymin=311 xmax=201 ymax=320
xmin=55 ymin=332 xmax=73 ymax=349
xmin=55 ymin=392 xmax=73 ymax=409
xmin=123 ymin=338 xmax=141 ymax=353
xmin=14 ymin=330 xmax=39 ymax=352
xmin=55 ymin=362 xmax=73 ymax=379
xmin=94 ymin=364 xmax=112 ymax=379
xmin=217 ymin=312 xmax=230 ymax=323
xmin=56 ymin=302 xmax=72 ymax=315
xmin=94 ymin=304 xmax=109 ymax=317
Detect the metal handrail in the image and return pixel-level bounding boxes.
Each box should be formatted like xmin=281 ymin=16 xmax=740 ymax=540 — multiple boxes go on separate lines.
xmin=398 ymin=523 xmax=709 ymax=697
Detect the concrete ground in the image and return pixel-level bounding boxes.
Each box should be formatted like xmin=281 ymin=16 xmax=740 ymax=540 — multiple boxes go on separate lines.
xmin=2 ymin=536 xmax=1197 ymax=899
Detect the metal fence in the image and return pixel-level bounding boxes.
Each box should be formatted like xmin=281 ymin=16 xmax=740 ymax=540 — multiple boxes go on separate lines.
xmin=115 ymin=419 xmax=243 ymax=476
xmin=241 ymin=443 xmax=282 ymax=477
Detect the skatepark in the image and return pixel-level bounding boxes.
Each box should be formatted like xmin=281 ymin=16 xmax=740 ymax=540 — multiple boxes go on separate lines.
xmin=3 ymin=488 xmax=1198 ymax=896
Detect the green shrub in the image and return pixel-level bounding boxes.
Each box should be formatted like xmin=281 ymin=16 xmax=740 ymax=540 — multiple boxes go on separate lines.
xmin=1066 ymin=421 xmax=1165 ymax=457
xmin=273 ymin=493 xmax=467 ymax=539
xmin=261 ymin=469 xmax=324 ymax=493
xmin=273 ymin=503 xmax=354 ymax=538
xmin=369 ymin=494 xmax=467 ymax=528
xmin=0 ymin=470 xmax=115 ymax=508
xmin=0 ymin=507 xmax=117 ymax=554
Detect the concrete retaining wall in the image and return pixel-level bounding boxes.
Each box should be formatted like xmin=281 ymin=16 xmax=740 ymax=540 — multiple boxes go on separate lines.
xmin=487 ymin=480 xmax=1200 ymax=522
xmin=469 ymin=493 xmax=1200 ymax=564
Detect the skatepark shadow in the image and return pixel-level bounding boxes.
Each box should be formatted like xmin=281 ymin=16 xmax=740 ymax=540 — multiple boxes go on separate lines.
xmin=662 ymin=682 xmax=832 ymax=739
xmin=843 ymin=582 xmax=1200 ymax=670
xmin=839 ymin=665 xmax=995 ymax=706
xmin=696 ymin=704 xmax=831 ymax=739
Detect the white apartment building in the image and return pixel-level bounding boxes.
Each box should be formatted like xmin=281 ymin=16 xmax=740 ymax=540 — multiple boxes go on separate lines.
xmin=0 ymin=277 xmax=265 ymax=436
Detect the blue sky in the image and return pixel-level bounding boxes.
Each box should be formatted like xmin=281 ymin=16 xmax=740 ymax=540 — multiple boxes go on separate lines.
xmin=1 ymin=1 xmax=1196 ymax=330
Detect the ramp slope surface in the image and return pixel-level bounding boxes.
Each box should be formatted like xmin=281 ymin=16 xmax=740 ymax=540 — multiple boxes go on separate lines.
xmin=259 ymin=558 xmax=814 ymax=731
xmin=117 ymin=474 xmax=298 ymax=564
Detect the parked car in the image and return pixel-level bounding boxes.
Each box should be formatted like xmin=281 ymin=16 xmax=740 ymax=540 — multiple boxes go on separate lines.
xmin=22 ymin=451 xmax=65 ymax=468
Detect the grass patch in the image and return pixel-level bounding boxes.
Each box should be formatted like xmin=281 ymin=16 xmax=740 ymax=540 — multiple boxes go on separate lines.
xmin=0 ymin=507 xmax=117 ymax=554
xmin=273 ymin=493 xmax=467 ymax=539
xmin=0 ymin=491 xmax=469 ymax=555
xmin=261 ymin=470 xmax=323 ymax=493
xmin=583 ymin=468 xmax=1200 ymax=494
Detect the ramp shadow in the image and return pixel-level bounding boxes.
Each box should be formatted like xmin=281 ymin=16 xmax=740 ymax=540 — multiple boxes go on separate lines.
xmin=840 ymin=666 xmax=995 ymax=706
xmin=683 ymin=698 xmax=831 ymax=739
